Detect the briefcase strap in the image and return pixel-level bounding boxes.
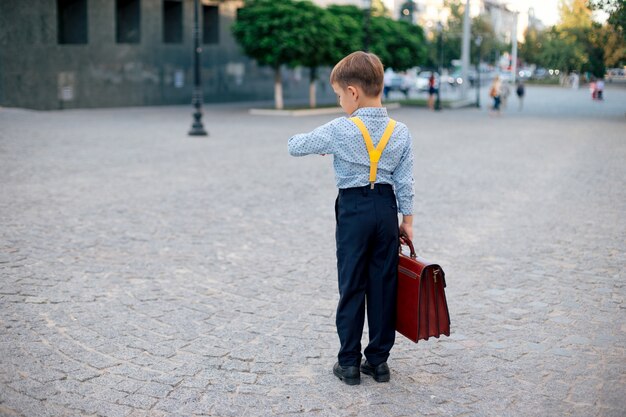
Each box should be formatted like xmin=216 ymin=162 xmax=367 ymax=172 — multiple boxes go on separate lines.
xmin=399 ymin=234 xmax=417 ymax=258
xmin=349 ymin=116 xmax=397 ymax=189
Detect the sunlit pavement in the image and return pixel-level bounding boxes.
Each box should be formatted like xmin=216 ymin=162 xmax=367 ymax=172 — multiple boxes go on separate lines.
xmin=1 ymin=85 xmax=624 ymax=416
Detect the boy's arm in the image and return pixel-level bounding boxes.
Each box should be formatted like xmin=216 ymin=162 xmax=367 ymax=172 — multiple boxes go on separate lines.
xmin=288 ymin=120 xmax=338 ymax=156
xmin=393 ymin=129 xmax=415 ymax=240
xmin=400 ymin=215 xmax=413 ymax=242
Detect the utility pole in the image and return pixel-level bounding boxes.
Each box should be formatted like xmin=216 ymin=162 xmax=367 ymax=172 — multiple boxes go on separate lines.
xmin=511 ymin=11 xmax=519 ymax=85
xmin=460 ymin=0 xmax=471 ymax=99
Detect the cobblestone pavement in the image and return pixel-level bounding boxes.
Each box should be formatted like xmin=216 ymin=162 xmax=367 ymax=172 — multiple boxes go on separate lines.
xmin=1 ymin=85 xmax=625 ymax=417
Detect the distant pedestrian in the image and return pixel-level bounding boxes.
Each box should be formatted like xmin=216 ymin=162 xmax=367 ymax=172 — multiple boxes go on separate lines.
xmin=427 ymin=73 xmax=436 ymax=110
xmin=489 ymin=75 xmax=502 ymax=115
xmin=500 ymin=81 xmax=511 ymax=110
xmin=288 ymin=51 xmax=415 ymax=386
xmin=596 ymin=78 xmax=604 ymax=100
xmin=590 ymin=79 xmax=597 ymax=100
xmin=383 ymin=68 xmax=393 ymax=100
xmin=571 ymin=72 xmax=580 ymax=89
xmin=516 ymin=81 xmax=525 ymax=111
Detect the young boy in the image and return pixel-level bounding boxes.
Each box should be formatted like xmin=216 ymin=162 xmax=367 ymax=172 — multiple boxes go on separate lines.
xmin=288 ymin=51 xmax=415 ymax=385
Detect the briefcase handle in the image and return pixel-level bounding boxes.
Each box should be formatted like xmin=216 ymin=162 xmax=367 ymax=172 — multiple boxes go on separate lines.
xmin=399 ymin=233 xmax=417 ymax=258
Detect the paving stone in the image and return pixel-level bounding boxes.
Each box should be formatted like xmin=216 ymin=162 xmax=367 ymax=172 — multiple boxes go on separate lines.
xmin=1 ymin=88 xmax=625 ymax=417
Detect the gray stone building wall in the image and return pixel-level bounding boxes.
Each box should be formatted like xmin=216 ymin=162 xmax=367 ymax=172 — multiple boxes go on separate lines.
xmin=0 ymin=0 xmax=334 ymax=110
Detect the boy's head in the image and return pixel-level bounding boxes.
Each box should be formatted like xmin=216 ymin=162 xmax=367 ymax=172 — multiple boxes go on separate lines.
xmin=330 ymin=51 xmax=384 ymax=98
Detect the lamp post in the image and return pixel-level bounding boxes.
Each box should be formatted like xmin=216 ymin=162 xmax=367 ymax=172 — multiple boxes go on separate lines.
xmin=435 ymin=21 xmax=443 ymax=111
xmin=475 ymin=35 xmax=482 ymax=108
xmin=188 ymin=0 xmax=207 ymax=136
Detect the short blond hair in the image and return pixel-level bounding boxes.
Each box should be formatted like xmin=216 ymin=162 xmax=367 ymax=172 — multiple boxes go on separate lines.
xmin=330 ymin=51 xmax=384 ymax=98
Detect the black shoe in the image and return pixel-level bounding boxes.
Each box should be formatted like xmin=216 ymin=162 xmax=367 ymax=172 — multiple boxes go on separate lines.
xmin=333 ymin=362 xmax=360 ymax=385
xmin=360 ymin=360 xmax=390 ymax=382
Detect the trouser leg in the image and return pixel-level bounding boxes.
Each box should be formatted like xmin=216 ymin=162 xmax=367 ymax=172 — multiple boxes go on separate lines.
xmin=335 ymin=194 xmax=372 ymax=367
xmin=364 ymin=194 xmax=399 ymax=365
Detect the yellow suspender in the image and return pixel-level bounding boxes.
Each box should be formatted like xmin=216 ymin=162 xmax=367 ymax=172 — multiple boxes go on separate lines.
xmin=349 ymin=116 xmax=397 ymax=189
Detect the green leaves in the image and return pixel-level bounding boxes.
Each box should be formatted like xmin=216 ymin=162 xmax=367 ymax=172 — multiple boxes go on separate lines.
xmin=232 ymin=0 xmax=428 ymax=72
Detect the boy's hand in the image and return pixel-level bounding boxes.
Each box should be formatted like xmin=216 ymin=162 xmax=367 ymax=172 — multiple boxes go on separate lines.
xmin=399 ymin=215 xmax=413 ymax=242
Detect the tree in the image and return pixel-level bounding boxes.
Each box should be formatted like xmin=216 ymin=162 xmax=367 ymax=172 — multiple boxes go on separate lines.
xmin=557 ymin=0 xmax=605 ymax=76
xmin=325 ymin=5 xmax=365 ymax=62
xmin=560 ymin=0 xmax=593 ymax=29
xmin=470 ymin=15 xmax=501 ymax=65
xmin=519 ymin=27 xmax=548 ymax=65
xmin=589 ymin=0 xmax=626 ymax=37
xmin=434 ymin=1 xmax=502 ymax=70
xmin=589 ymin=0 xmax=626 ymax=66
xmin=538 ymin=28 xmax=586 ymax=72
xmin=287 ymin=2 xmax=339 ymax=108
xmin=600 ymin=24 xmax=626 ymax=67
xmin=232 ymin=0 xmax=326 ymax=109
xmin=370 ymin=16 xmax=427 ymax=70
xmin=325 ymin=5 xmax=427 ymax=71
xmin=233 ymin=0 xmax=428 ymax=108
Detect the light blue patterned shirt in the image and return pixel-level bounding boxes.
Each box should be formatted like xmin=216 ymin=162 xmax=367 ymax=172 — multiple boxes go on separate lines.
xmin=288 ymin=107 xmax=415 ymax=215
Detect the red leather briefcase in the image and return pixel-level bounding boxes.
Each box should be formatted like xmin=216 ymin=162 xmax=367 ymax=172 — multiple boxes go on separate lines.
xmin=396 ymin=238 xmax=451 ymax=343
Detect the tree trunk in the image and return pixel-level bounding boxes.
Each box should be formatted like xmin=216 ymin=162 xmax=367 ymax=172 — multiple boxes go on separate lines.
xmin=309 ymin=67 xmax=317 ymax=108
xmin=274 ymin=67 xmax=284 ymax=110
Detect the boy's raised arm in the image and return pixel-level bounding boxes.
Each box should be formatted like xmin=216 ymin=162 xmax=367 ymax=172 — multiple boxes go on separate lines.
xmin=288 ymin=121 xmax=338 ymax=156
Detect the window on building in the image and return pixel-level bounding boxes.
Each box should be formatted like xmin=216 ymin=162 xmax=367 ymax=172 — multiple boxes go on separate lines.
xmin=163 ymin=0 xmax=182 ymax=43
xmin=116 ymin=0 xmax=141 ymax=43
xmin=202 ymin=5 xmax=219 ymax=45
xmin=57 ymin=0 xmax=88 ymax=44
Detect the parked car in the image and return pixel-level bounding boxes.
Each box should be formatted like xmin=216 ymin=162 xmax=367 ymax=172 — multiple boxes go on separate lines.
xmin=606 ymin=68 xmax=625 ymax=82
xmin=518 ymin=68 xmax=533 ymax=79
xmin=384 ymin=69 xmax=413 ymax=97
xmin=532 ymin=68 xmax=548 ymax=80
xmin=446 ymin=71 xmax=464 ymax=87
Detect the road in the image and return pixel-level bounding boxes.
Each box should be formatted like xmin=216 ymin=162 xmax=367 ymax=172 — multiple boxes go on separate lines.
xmin=1 ymin=85 xmax=625 ymax=416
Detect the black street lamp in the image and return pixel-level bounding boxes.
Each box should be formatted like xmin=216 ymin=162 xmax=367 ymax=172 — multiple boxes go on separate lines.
xmin=189 ymin=0 xmax=207 ymax=136
xmin=475 ymin=35 xmax=482 ymax=108
xmin=435 ymin=21 xmax=443 ymax=111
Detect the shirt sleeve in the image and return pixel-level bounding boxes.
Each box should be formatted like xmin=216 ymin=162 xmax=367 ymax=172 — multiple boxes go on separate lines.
xmin=288 ymin=119 xmax=340 ymax=156
xmin=392 ymin=128 xmax=415 ymax=215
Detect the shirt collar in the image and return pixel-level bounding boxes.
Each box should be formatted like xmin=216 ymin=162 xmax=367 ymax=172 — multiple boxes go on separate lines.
xmin=350 ymin=107 xmax=388 ymax=118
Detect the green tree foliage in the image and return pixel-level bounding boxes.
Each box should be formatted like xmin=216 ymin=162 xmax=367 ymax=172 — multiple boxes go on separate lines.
xmin=325 ymin=5 xmax=365 ymax=60
xmin=519 ymin=0 xmax=624 ymax=75
xmin=538 ymin=28 xmax=587 ymax=72
xmin=433 ymin=1 xmax=504 ymax=69
xmin=556 ymin=0 xmax=605 ymax=76
xmin=519 ymin=27 xmax=548 ymax=65
xmin=232 ymin=0 xmax=313 ymax=109
xmin=470 ymin=15 xmax=504 ymax=65
xmin=369 ymin=16 xmax=427 ymax=71
xmin=560 ymin=0 xmax=594 ymax=29
xmin=232 ymin=0 xmax=427 ymax=108
xmin=288 ymin=1 xmax=340 ymax=108
xmin=588 ymin=0 xmax=626 ymax=65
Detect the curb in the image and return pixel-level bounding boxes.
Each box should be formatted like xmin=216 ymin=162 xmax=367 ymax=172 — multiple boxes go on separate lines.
xmin=250 ymin=103 xmax=401 ymax=117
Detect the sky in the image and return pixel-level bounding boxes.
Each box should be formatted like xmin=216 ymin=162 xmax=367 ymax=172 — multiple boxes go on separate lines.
xmin=498 ymin=0 xmax=607 ymax=27
xmin=506 ymin=0 xmax=561 ymax=26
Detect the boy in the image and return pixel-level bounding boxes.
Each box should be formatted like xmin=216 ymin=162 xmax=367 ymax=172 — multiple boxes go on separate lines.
xmin=288 ymin=51 xmax=415 ymax=385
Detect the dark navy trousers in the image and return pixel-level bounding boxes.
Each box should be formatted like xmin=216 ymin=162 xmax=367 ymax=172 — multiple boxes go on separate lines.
xmin=335 ymin=184 xmax=399 ymax=367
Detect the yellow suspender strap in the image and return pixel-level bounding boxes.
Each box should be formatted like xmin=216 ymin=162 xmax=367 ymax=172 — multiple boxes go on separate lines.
xmin=349 ymin=116 xmax=397 ymax=189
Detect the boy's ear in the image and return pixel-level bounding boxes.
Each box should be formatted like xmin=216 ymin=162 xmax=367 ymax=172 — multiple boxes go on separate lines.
xmin=346 ymin=85 xmax=358 ymax=100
